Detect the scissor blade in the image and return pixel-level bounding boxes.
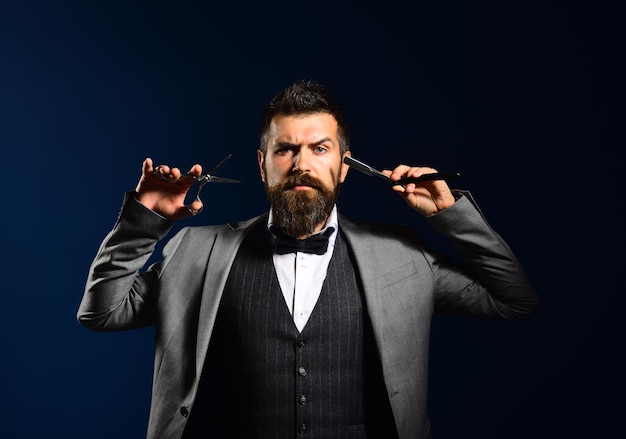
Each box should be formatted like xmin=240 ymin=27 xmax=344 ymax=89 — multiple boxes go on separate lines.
xmin=206 ymin=176 xmax=240 ymax=184
xmin=344 ymin=156 xmax=460 ymax=185
xmin=207 ymin=154 xmax=233 ymax=176
xmin=343 ymin=156 xmax=391 ymax=182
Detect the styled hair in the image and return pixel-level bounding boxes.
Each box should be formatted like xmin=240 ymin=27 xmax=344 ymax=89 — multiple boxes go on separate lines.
xmin=259 ymin=80 xmax=350 ymax=154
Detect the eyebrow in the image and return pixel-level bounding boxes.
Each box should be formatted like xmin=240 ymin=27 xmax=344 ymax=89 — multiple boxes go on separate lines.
xmin=275 ymin=137 xmax=335 ymax=149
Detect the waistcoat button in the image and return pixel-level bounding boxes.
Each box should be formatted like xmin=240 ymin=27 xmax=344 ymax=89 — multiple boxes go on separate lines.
xmin=298 ymin=423 xmax=307 ymax=434
xmin=299 ymin=395 xmax=307 ymax=405
xmin=180 ymin=406 xmax=189 ymax=417
xmin=298 ymin=366 xmax=308 ymax=376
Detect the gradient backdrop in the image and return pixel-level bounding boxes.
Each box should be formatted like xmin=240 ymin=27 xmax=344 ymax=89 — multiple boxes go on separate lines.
xmin=1 ymin=1 xmax=622 ymax=438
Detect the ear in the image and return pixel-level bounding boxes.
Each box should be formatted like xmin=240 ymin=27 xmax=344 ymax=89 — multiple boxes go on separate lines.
xmin=257 ymin=149 xmax=266 ymax=182
xmin=339 ymin=151 xmax=351 ymax=183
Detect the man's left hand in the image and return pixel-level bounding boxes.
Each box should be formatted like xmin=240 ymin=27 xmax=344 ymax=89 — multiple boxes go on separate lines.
xmin=383 ymin=165 xmax=456 ymax=216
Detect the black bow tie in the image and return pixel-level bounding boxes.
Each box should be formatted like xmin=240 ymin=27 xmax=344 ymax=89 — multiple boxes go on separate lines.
xmin=271 ymin=226 xmax=335 ymax=255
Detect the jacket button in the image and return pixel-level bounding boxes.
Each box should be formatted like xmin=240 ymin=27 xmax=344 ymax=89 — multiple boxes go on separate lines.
xmin=180 ymin=406 xmax=189 ymax=417
xmin=298 ymin=423 xmax=307 ymax=434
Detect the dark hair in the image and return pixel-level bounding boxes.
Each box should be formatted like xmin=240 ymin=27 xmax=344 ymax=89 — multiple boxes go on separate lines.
xmin=259 ymin=80 xmax=350 ymax=154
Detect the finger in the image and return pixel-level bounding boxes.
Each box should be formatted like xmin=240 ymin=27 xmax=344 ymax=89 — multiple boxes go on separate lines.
xmin=137 ymin=158 xmax=155 ymax=193
xmin=379 ymin=169 xmax=407 ymax=191
xmin=403 ymin=183 xmax=417 ymax=193
xmin=185 ymin=199 xmax=204 ymax=217
xmin=409 ymin=166 xmax=438 ymax=179
xmin=400 ymin=167 xmax=422 ymax=180
xmin=143 ymin=158 xmax=154 ymax=175
xmin=388 ymin=165 xmax=410 ymax=181
xmin=154 ymin=165 xmax=184 ymax=181
xmin=187 ymin=163 xmax=203 ymax=177
xmin=154 ymin=164 xmax=170 ymax=179
xmin=169 ymin=167 xmax=182 ymax=180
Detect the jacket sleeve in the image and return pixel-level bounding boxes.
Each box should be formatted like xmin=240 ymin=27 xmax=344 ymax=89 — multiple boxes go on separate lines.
xmin=77 ymin=192 xmax=181 ymax=331
xmin=425 ymin=191 xmax=540 ymax=319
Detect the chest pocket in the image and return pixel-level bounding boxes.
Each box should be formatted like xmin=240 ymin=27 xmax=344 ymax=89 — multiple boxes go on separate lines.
xmin=377 ymin=260 xmax=434 ymax=325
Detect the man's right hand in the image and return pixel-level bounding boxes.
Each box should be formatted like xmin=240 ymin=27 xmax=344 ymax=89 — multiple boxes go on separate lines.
xmin=135 ymin=158 xmax=204 ymax=221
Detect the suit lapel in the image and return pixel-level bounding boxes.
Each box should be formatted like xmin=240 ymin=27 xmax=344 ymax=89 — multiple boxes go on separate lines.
xmin=195 ymin=214 xmax=267 ymax=379
xmin=338 ymin=216 xmax=387 ymax=345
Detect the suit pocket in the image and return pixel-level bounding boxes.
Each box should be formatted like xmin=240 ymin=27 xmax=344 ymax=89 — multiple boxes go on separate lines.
xmin=379 ymin=260 xmax=420 ymax=289
xmin=377 ymin=260 xmax=434 ymax=326
xmin=380 ymin=260 xmax=432 ymax=302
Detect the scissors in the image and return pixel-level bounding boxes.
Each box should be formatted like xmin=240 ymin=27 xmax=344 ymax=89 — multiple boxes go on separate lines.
xmin=183 ymin=154 xmax=240 ymax=206
xmin=153 ymin=154 xmax=240 ymax=211
xmin=344 ymin=156 xmax=460 ymax=186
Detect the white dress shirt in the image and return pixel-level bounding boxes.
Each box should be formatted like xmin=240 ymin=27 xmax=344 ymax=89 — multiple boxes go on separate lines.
xmin=268 ymin=206 xmax=339 ymax=332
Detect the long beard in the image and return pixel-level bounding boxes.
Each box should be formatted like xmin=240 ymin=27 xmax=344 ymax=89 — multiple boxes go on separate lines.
xmin=266 ymin=172 xmax=340 ymax=238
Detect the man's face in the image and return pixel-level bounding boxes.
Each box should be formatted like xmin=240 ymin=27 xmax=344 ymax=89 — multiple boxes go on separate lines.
xmin=257 ymin=112 xmax=350 ymax=238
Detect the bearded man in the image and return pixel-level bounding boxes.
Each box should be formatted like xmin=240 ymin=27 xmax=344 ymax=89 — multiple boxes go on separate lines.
xmin=78 ymin=80 xmax=539 ymax=439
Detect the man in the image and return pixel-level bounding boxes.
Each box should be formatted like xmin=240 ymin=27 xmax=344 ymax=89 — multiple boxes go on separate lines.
xmin=78 ymin=80 xmax=539 ymax=439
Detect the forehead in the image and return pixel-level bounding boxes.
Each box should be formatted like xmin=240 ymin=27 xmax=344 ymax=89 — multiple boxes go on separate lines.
xmin=269 ymin=113 xmax=339 ymax=143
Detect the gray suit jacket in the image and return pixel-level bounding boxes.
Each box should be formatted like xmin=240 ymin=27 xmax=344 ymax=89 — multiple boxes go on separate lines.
xmin=78 ymin=191 xmax=539 ymax=439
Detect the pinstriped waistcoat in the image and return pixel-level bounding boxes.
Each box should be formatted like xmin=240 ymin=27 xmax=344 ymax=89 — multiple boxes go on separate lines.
xmin=183 ymin=221 xmax=394 ymax=438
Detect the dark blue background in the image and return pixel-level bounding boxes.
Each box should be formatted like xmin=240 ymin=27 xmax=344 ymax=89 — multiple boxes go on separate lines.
xmin=1 ymin=1 xmax=622 ymax=438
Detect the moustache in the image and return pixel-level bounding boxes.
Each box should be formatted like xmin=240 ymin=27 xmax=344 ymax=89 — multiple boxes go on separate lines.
xmin=281 ymin=173 xmax=325 ymax=191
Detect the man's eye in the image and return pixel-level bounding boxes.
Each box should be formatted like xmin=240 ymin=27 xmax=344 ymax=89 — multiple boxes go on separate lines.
xmin=276 ymin=147 xmax=294 ymax=155
xmin=315 ymin=146 xmax=327 ymax=153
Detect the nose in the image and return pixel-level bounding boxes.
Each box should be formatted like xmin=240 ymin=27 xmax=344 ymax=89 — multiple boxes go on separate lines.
xmin=292 ymin=149 xmax=311 ymax=173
